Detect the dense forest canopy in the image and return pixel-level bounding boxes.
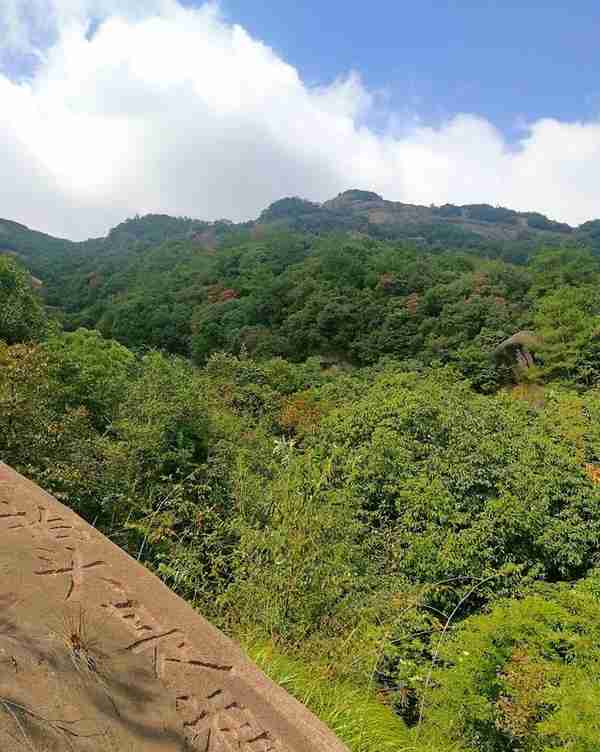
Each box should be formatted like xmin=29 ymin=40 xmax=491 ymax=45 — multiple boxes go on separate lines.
xmin=3 ymin=191 xmax=600 ymax=751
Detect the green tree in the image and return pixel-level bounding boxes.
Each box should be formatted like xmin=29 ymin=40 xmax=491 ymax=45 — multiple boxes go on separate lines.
xmin=111 ymin=351 xmax=209 ymax=486
xmin=44 ymin=328 xmax=136 ymax=427
xmin=314 ymin=369 xmax=600 ymax=599
xmin=529 ymin=246 xmax=599 ymax=295
xmin=0 ymin=256 xmax=47 ymax=343
xmin=0 ymin=341 xmax=103 ymax=518
xmin=534 ymin=285 xmax=600 ymax=386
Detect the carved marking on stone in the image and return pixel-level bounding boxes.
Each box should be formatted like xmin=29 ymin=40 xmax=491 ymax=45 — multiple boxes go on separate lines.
xmin=125 ymin=629 xmax=184 ymax=678
xmin=34 ymin=547 xmax=107 ymax=601
xmin=16 ymin=505 xmax=90 ymax=543
xmin=101 ymin=589 xmax=156 ymax=634
xmin=105 ymin=591 xmax=234 ymax=675
xmin=0 ymin=466 xmax=300 ymax=752
xmin=178 ymin=688 xmax=282 ymax=751
xmin=0 ymin=499 xmax=27 ymax=529
xmin=164 ymin=653 xmax=234 ymax=673
xmin=98 ymin=582 xmax=280 ymax=748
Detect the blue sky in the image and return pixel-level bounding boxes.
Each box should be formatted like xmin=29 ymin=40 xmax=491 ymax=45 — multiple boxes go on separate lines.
xmin=2 ymin=0 xmax=600 ymax=238
xmin=220 ymin=0 xmax=599 ymax=136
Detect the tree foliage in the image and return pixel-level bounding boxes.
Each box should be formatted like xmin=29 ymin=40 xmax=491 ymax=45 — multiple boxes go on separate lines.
xmin=4 ymin=209 xmax=600 ymax=750
xmin=0 ymin=256 xmax=47 ymax=343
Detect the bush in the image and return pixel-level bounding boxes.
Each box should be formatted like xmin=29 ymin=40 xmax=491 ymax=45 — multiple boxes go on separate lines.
xmin=112 ymin=351 xmax=208 ymax=485
xmin=44 ymin=328 xmax=136 ymax=427
xmin=422 ymin=574 xmax=600 ymax=751
xmin=248 ymin=643 xmax=414 ymax=752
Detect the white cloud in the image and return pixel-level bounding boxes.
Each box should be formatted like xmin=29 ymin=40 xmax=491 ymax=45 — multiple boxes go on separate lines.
xmin=1 ymin=0 xmax=600 ymax=239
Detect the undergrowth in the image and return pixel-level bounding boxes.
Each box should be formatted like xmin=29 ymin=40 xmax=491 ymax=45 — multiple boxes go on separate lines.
xmin=246 ymin=641 xmax=425 ymax=752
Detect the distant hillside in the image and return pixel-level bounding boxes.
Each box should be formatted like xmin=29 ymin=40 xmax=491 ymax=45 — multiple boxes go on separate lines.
xmin=0 ymin=213 xmax=245 ymax=309
xmin=257 ymin=190 xmax=581 ymax=255
xmin=0 ymin=218 xmax=75 ymax=281
xmin=3 ymin=189 xmax=598 ymax=259
xmin=3 ymin=189 xmax=600 ymax=355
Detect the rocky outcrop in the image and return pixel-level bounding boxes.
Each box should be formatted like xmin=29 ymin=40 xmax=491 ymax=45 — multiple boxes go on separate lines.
xmin=0 ymin=463 xmax=348 ymax=752
xmin=494 ymin=330 xmax=541 ymax=368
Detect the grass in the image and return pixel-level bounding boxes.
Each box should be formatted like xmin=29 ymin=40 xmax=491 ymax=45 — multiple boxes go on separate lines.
xmin=246 ymin=641 xmax=421 ymax=752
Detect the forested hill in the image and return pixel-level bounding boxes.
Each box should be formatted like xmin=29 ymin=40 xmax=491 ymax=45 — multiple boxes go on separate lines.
xmin=5 ymin=189 xmax=600 ymax=266
xmin=259 ymin=189 xmax=577 ymax=245
xmin=5 ymin=191 xmax=600 ymax=750
xmin=6 ymin=188 xmax=600 ymax=252
xmin=3 ymin=189 xmax=600 ymax=390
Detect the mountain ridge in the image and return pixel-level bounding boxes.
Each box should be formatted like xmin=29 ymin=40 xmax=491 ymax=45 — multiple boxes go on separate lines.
xmin=2 ymin=188 xmax=599 ymax=249
xmin=4 ymin=189 xmax=600 ymax=336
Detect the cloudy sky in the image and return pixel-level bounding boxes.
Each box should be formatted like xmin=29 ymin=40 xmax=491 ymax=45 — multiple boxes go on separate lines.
xmin=2 ymin=0 xmax=600 ymax=239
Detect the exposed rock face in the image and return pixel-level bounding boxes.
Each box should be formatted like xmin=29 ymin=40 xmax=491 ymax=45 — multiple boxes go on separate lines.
xmin=0 ymin=463 xmax=348 ymax=752
xmin=260 ymin=190 xmax=576 ymax=244
xmin=493 ymin=330 xmax=541 ymax=368
xmin=322 ymin=190 xmax=384 ymax=209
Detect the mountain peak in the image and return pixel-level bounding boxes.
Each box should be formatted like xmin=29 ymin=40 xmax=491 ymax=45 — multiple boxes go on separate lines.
xmin=323 ymin=189 xmax=384 ymax=209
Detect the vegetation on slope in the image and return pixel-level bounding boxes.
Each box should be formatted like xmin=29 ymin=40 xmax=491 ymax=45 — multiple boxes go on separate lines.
xmin=3 ymin=205 xmax=600 ymax=750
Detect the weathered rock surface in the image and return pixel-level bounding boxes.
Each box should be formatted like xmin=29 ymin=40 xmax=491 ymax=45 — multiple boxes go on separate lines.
xmin=493 ymin=330 xmax=541 ymax=367
xmin=0 ymin=463 xmax=348 ymax=751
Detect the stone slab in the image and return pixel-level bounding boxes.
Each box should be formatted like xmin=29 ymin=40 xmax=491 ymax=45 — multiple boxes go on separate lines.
xmin=0 ymin=463 xmax=349 ymax=751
